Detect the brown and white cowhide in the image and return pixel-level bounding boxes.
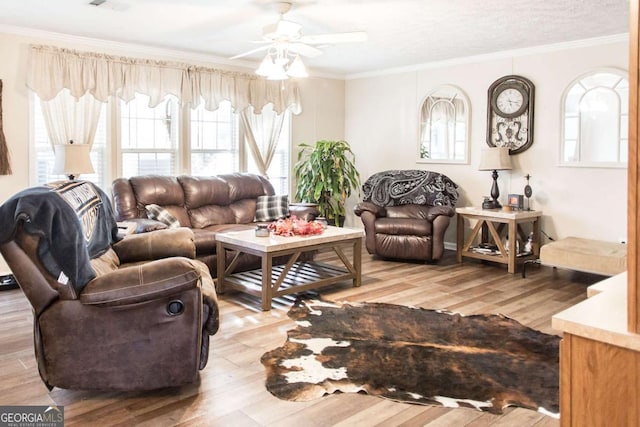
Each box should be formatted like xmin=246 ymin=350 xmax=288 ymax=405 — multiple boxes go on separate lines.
xmin=261 ymin=298 xmax=560 ymax=417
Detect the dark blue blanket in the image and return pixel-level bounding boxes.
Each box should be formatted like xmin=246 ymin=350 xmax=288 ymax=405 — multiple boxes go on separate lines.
xmin=0 ymin=181 xmax=119 ymax=294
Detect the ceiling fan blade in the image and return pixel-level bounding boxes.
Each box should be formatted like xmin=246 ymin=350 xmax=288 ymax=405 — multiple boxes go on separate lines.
xmin=287 ymin=43 xmax=322 ymax=58
xmin=229 ymin=45 xmax=271 ymax=60
xmin=299 ymin=31 xmax=368 ymax=45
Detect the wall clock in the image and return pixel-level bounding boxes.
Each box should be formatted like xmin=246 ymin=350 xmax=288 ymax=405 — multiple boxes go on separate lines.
xmin=486 ymin=75 xmax=535 ymax=154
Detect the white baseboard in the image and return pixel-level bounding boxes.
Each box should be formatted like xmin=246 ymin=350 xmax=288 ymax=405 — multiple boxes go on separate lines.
xmin=444 ymin=241 xmax=456 ymax=251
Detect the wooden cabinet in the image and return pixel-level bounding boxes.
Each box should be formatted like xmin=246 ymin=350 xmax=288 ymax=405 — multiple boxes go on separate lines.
xmin=553 ymin=274 xmax=640 ymax=426
xmin=559 ymin=334 xmax=640 ymax=427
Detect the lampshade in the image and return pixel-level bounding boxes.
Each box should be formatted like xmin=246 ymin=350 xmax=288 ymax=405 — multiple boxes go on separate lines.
xmin=256 ymin=55 xmax=276 ymax=77
xmin=286 ymin=55 xmax=308 ymax=78
xmin=256 ymin=49 xmax=308 ymax=80
xmin=266 ymin=64 xmax=289 ymax=81
xmin=53 ymin=142 xmax=94 ymax=180
xmin=478 ymin=147 xmax=512 ymax=171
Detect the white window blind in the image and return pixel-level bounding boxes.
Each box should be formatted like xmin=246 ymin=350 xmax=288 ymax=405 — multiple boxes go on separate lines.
xmin=120 ymin=94 xmax=179 ymax=177
xmin=190 ymin=101 xmax=239 ymax=176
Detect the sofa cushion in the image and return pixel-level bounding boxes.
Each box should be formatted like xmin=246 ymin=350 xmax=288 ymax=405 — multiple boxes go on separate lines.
xmin=374 ymin=217 xmax=432 ymax=236
xmin=193 ymin=224 xmax=256 ymax=255
xmin=130 ymin=175 xmax=184 ymax=206
xmin=255 ymin=195 xmax=290 ymax=222
xmin=129 ymin=176 xmax=190 ymax=226
xmin=223 ymin=173 xmax=273 ymax=201
xmin=146 ymin=204 xmax=181 ymax=228
xmin=180 ymin=175 xmax=231 ymax=207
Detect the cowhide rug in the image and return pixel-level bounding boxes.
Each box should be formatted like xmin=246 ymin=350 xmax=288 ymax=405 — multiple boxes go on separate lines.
xmin=261 ymin=298 xmax=560 ymax=417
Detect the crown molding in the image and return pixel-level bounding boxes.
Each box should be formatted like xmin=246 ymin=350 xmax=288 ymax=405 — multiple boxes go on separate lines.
xmin=0 ymin=24 xmax=624 ymax=82
xmin=0 ymin=24 xmax=344 ymax=80
xmin=346 ymin=33 xmax=629 ymax=80
xmin=0 ymin=24 xmax=252 ymax=69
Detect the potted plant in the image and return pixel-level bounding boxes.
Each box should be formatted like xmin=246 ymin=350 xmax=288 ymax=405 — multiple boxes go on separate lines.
xmin=293 ymin=139 xmax=361 ymax=227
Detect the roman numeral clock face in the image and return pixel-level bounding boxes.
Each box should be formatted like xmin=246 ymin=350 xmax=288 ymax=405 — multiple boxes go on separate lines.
xmin=487 ymin=75 xmax=535 ymax=154
xmin=496 ymin=88 xmax=524 ymax=115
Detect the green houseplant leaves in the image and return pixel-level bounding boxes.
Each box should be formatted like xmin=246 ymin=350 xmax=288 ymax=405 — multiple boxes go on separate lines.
xmin=293 ymin=140 xmax=361 ymax=227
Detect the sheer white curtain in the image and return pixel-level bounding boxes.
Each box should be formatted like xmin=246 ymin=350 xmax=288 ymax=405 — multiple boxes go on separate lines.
xmin=39 ymin=89 xmax=103 ymax=149
xmin=240 ymin=105 xmax=286 ymax=176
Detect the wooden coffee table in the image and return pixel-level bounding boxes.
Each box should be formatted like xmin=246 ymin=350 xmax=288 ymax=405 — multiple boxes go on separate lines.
xmin=215 ymin=226 xmax=364 ymax=310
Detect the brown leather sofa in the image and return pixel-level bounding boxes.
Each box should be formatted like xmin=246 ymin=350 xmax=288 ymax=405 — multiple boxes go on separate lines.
xmin=112 ymin=173 xmax=318 ymax=276
xmin=0 ymin=181 xmax=218 ymax=391
xmin=353 ymin=170 xmax=458 ymax=262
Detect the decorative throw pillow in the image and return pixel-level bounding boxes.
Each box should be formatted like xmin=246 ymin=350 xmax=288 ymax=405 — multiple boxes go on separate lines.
xmin=255 ymin=195 xmax=290 ymax=222
xmin=145 ymin=204 xmax=181 ymax=228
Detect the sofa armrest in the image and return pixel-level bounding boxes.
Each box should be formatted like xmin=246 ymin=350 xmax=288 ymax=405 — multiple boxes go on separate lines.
xmin=425 ymin=206 xmax=455 ymax=221
xmin=113 ymin=228 xmax=196 ymax=263
xmin=80 ymin=257 xmax=203 ymax=306
xmin=353 ymin=201 xmax=387 ymax=217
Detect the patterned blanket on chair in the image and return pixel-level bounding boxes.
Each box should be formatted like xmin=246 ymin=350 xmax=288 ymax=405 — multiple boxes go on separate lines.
xmin=362 ymin=170 xmax=459 ymax=207
xmin=0 ymin=181 xmax=119 ymax=293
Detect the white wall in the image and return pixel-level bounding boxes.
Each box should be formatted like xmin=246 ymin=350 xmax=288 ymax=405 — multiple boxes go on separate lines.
xmin=0 ymin=30 xmax=344 ymax=274
xmin=345 ymin=39 xmax=629 ymax=245
xmin=291 ymin=76 xmax=345 ymax=190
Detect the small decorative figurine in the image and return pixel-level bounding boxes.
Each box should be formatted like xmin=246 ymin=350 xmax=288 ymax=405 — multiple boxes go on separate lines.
xmin=524 ymin=174 xmax=532 ymax=211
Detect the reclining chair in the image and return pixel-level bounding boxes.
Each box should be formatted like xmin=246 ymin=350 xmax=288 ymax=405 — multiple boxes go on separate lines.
xmin=354 ymin=170 xmax=458 ymax=262
xmin=0 ymin=181 xmax=219 ymax=391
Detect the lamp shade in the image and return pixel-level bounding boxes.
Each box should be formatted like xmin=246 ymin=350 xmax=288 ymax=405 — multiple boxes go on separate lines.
xmin=478 ymin=147 xmax=512 ymax=171
xmin=53 ymin=142 xmax=94 ymax=179
xmin=286 ymin=55 xmax=308 ymax=78
xmin=256 ymin=55 xmax=276 ymax=77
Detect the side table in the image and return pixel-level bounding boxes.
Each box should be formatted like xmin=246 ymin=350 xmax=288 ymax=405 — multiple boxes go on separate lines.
xmin=456 ymin=207 xmax=542 ymax=274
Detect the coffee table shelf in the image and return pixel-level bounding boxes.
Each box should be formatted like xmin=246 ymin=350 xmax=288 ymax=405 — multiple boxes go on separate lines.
xmin=221 ymin=261 xmax=353 ymax=300
xmin=216 ymin=226 xmax=364 ymax=310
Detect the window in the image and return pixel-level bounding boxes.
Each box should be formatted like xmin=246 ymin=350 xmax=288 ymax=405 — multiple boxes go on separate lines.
xmin=561 ymin=69 xmax=628 ymax=167
xmin=32 ymin=95 xmax=108 ymax=189
xmin=32 ymin=95 xmax=292 ymax=193
xmin=119 ymin=95 xmax=179 ymax=177
xmin=418 ymin=85 xmax=470 ymax=164
xmin=190 ymin=101 xmax=239 ymax=176
xmin=246 ymin=104 xmax=291 ymax=195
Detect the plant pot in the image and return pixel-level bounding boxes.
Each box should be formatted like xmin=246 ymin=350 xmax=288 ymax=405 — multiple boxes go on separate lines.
xmin=327 ymin=216 xmax=346 ymax=227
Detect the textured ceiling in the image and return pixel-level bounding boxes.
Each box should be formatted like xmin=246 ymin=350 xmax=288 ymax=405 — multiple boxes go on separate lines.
xmin=0 ymin=0 xmax=630 ymax=76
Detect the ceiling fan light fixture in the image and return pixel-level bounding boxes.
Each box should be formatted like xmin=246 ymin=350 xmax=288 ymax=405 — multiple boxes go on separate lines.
xmin=286 ymin=55 xmax=308 ymax=78
xmin=266 ymin=64 xmax=289 ymax=81
xmin=256 ymin=54 xmax=276 ymax=76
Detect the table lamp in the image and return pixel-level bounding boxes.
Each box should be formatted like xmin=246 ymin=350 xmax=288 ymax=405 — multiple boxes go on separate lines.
xmin=53 ymin=140 xmax=94 ymax=180
xmin=478 ymin=147 xmax=512 ymax=209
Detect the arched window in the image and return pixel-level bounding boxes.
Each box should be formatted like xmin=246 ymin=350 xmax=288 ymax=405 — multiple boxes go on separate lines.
xmin=561 ymin=69 xmax=628 ymax=167
xmin=418 ymin=85 xmax=470 ymax=164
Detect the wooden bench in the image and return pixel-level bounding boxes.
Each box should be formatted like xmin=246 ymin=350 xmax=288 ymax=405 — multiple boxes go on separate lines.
xmin=522 ymin=236 xmax=627 ymax=278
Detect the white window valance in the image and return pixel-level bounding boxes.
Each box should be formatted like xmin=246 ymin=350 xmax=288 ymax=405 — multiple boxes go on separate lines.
xmin=26 ymin=45 xmax=302 ymax=115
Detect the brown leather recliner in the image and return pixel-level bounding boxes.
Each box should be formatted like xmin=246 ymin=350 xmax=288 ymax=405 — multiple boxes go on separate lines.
xmin=354 ymin=170 xmax=459 ymax=262
xmin=0 ymin=181 xmax=219 ymax=391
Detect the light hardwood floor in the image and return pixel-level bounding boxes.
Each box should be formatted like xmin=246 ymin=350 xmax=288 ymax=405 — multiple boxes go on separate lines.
xmin=0 ymin=247 xmax=601 ymax=426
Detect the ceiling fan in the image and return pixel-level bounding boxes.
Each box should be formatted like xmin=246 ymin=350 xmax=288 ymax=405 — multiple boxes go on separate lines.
xmin=230 ymin=1 xmax=367 ymax=79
